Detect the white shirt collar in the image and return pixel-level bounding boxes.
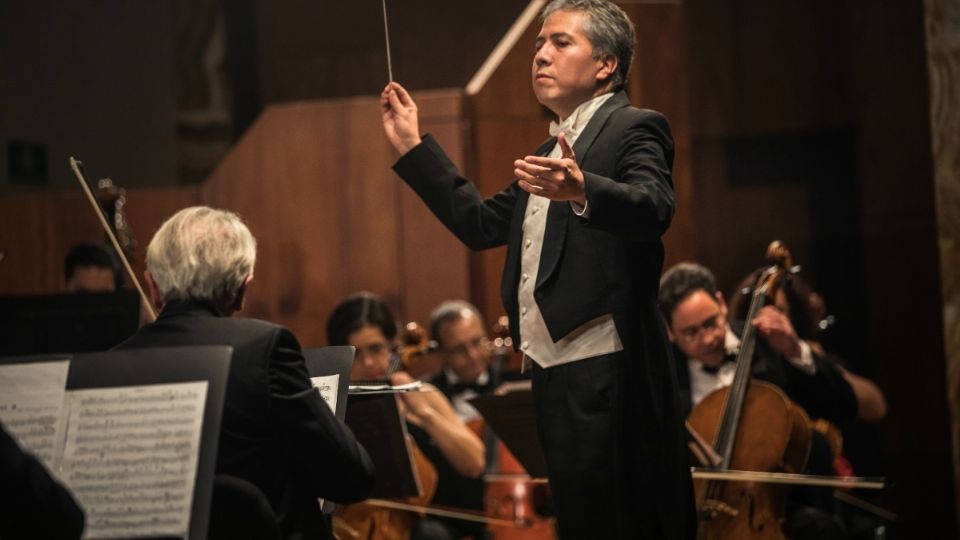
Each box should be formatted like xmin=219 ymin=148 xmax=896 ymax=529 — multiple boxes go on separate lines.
xmin=548 ymin=92 xmax=614 ymax=139
xmin=443 ymin=367 xmax=489 ymax=387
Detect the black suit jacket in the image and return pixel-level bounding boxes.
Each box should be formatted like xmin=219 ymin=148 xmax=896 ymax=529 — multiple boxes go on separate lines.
xmin=394 ymin=91 xmax=695 ymax=538
xmin=673 ymin=323 xmax=859 ymax=426
xmin=115 ymin=300 xmax=374 ymax=540
xmin=0 ymin=422 xmax=85 ymax=540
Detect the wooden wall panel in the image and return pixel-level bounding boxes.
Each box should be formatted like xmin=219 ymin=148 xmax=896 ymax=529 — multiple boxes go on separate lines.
xmin=848 ymin=1 xmax=955 ymax=535
xmin=201 ymin=92 xmax=470 ymax=347
xmin=924 ymin=0 xmax=960 ymax=526
xmin=0 ymin=186 xmax=197 ymax=296
xmin=625 ymin=3 xmax=696 ymax=266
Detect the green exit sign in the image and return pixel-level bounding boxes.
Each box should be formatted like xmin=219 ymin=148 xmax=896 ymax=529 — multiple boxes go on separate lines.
xmin=8 ymin=141 xmax=48 ymax=186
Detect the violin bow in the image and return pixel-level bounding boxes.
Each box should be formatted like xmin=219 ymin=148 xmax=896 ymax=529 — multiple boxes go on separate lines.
xmin=69 ymin=157 xmax=156 ymax=321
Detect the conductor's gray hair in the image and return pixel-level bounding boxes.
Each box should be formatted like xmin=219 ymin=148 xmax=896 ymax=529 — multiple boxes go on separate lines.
xmin=541 ymin=0 xmax=636 ymax=91
xmin=146 ymin=206 xmax=256 ymax=306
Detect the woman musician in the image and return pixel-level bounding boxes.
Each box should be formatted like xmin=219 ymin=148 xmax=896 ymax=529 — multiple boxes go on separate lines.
xmin=326 ymin=292 xmax=485 ymax=540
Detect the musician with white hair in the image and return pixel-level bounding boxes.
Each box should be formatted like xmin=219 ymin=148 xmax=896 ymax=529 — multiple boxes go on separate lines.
xmin=116 ymin=206 xmax=374 ymax=540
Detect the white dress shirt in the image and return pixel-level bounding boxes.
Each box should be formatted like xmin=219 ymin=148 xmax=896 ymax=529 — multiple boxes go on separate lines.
xmin=519 ymin=92 xmax=624 ymax=368
xmin=687 ymin=327 xmax=815 ymax=405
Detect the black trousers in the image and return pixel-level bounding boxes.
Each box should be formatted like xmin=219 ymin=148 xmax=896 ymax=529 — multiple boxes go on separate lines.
xmin=532 ymin=352 xmax=660 ymax=539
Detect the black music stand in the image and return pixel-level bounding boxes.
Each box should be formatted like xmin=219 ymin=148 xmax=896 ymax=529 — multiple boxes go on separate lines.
xmin=66 ymin=346 xmax=232 ymax=540
xmin=345 ymin=392 xmax=422 ymax=499
xmin=0 ymin=290 xmax=140 ymax=356
xmin=469 ymin=388 xmax=548 ymax=479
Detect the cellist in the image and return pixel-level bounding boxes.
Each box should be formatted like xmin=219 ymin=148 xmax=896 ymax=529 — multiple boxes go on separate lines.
xmin=421 ymin=300 xmax=498 ymax=540
xmin=658 ymin=261 xmax=858 ymax=540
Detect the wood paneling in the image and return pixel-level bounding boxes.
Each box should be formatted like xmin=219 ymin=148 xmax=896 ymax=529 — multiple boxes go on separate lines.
xmin=0 ymin=186 xmax=198 ymax=295
xmin=200 ymin=92 xmax=470 ymax=346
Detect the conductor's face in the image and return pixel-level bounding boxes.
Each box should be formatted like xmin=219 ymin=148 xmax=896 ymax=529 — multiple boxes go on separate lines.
xmin=532 ymin=9 xmax=613 ymax=119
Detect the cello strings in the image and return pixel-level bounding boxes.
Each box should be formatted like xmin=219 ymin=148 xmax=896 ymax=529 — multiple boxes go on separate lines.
xmin=382 ymin=0 xmax=393 ymax=82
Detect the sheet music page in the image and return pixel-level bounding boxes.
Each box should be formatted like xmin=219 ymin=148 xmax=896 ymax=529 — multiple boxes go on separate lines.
xmin=310 ymin=374 xmax=339 ymax=414
xmin=59 ymin=381 xmax=208 ymax=539
xmin=348 ymin=380 xmax=423 ymax=394
xmin=0 ymin=360 xmax=70 ymax=469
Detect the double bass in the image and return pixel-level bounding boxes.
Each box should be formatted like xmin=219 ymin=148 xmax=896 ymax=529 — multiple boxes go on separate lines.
xmin=687 ymin=242 xmax=812 ymax=540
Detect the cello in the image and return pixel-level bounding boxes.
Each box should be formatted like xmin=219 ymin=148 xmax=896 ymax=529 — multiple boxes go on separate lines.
xmin=333 ymin=323 xmax=439 ymax=540
xmin=687 ymin=241 xmax=812 ymax=540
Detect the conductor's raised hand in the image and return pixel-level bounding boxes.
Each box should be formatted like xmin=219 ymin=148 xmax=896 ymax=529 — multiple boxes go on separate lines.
xmin=514 ymin=132 xmax=586 ymax=205
xmin=381 ymin=82 xmax=422 ymax=155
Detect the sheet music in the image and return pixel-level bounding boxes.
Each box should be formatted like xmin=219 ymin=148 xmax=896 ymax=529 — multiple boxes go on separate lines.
xmin=310 ymin=374 xmax=339 ymax=414
xmin=0 ymin=360 xmax=70 ymax=469
xmin=348 ymin=380 xmax=423 ymax=394
xmin=59 ymin=381 xmax=208 ymax=539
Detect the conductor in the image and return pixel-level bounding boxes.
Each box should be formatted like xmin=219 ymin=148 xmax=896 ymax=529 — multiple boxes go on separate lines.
xmin=380 ymin=1 xmax=694 ymax=537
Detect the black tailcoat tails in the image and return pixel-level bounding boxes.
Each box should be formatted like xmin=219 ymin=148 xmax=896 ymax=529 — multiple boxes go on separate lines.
xmin=393 ymin=91 xmax=696 ymax=539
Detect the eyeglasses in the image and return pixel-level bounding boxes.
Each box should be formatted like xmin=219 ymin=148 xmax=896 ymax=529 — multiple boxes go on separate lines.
xmin=676 ymin=312 xmax=723 ymax=344
xmin=442 ymin=336 xmax=491 ymax=357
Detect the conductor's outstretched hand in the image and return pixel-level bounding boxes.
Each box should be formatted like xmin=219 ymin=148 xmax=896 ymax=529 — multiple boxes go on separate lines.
xmin=514 ymin=132 xmax=587 ymax=205
xmin=381 ymin=82 xmax=422 ymax=155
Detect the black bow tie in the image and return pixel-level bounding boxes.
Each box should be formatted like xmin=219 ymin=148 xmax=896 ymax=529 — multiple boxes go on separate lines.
xmin=700 ymin=355 xmax=736 ymax=375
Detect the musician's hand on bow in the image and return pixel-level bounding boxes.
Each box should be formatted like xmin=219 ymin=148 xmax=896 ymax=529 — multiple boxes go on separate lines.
xmin=381 ymin=82 xmax=422 ymax=155
xmin=752 ymin=305 xmax=802 ymax=359
xmin=515 ymin=132 xmax=586 ymax=205
xmin=391 ymin=371 xmax=435 ymax=427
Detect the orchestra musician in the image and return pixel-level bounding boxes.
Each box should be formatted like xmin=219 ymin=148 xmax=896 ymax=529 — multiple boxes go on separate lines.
xmin=424 ymin=300 xmax=499 ymax=540
xmin=728 ymin=267 xmax=889 ymax=540
xmin=728 ymin=269 xmax=888 ymax=425
xmin=380 ymin=0 xmax=695 ymax=536
xmin=325 ymin=292 xmax=485 ymax=540
xmin=658 ymin=261 xmax=858 ymax=540
xmin=114 ymin=206 xmax=375 ymax=540
xmin=63 ymin=243 xmax=118 ymax=293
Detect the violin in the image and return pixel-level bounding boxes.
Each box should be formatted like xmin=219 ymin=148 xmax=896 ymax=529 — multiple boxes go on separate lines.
xmin=687 ymin=241 xmax=813 ymax=540
xmin=396 ymin=321 xmax=441 ymax=379
xmin=69 ymin=158 xmax=155 ymax=321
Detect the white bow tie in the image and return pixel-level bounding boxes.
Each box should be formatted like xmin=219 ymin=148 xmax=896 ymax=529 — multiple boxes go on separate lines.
xmin=548 ymin=119 xmax=576 ymax=139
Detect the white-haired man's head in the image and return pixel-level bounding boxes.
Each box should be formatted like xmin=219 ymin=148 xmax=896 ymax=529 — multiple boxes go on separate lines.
xmin=145 ymin=206 xmax=257 ymax=315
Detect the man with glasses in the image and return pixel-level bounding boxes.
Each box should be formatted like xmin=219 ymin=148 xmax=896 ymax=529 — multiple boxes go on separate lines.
xmin=658 ymin=262 xmax=856 ymax=429
xmin=409 ymin=300 xmax=499 ymax=539
xmin=659 ymin=265 xmax=858 ymax=540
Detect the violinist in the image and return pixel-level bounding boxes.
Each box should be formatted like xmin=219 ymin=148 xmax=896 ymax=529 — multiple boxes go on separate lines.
xmin=424 ymin=300 xmax=498 ymax=540
xmin=326 ymin=293 xmax=486 ymax=540
xmin=658 ymin=262 xmax=857 ymax=539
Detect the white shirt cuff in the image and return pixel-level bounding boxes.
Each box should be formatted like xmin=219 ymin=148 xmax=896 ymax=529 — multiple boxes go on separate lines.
xmin=570 ymin=199 xmax=590 ymax=217
xmin=787 ymin=340 xmax=816 ymax=374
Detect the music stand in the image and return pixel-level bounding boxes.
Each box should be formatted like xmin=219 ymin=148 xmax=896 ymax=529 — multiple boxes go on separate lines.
xmin=0 ymin=290 xmax=140 ymax=356
xmin=469 ymin=388 xmax=548 ymax=479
